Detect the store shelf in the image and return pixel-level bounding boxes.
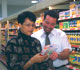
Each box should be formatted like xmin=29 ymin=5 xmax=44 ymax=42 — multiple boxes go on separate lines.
xmin=9 ymin=34 xmax=17 ymax=36
xmin=61 ymin=28 xmax=80 ymax=31
xmin=71 ymin=44 xmax=80 ymax=48
xmin=1 ymin=28 xmax=18 ymax=31
xmin=9 ymin=28 xmax=18 ymax=30
xmin=1 ymin=28 xmax=6 ymax=31
xmin=58 ymin=15 xmax=80 ymax=21
xmin=66 ymin=65 xmax=80 ymax=70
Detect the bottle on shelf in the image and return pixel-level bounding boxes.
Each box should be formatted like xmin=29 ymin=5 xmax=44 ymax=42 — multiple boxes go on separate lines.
xmin=75 ymin=32 xmax=78 ymax=44
xmin=77 ymin=32 xmax=80 ymax=44
xmin=77 ymin=20 xmax=80 ymax=28
xmin=71 ymin=47 xmax=76 ymax=55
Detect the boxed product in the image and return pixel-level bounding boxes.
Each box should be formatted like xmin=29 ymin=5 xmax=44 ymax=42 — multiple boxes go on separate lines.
xmin=70 ymin=8 xmax=77 ymax=16
xmin=59 ymin=11 xmax=65 ymax=19
xmin=70 ymin=1 xmax=80 ymax=17
xmin=73 ymin=20 xmax=77 ymax=27
xmin=76 ymin=4 xmax=80 ymax=15
xmin=63 ymin=22 xmax=66 ymax=29
xmin=59 ymin=22 xmax=63 ymax=29
xmin=69 ymin=21 xmax=73 ymax=28
xmin=66 ymin=21 xmax=70 ymax=28
xmin=70 ymin=1 xmax=77 ymax=9
xmin=65 ymin=10 xmax=70 ymax=18
xmin=35 ymin=18 xmax=43 ymax=26
xmin=63 ymin=22 xmax=69 ymax=29
xmin=77 ymin=20 xmax=80 ymax=28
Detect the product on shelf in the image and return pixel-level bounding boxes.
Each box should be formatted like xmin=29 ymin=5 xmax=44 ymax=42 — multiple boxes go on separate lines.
xmin=65 ymin=10 xmax=70 ymax=18
xmin=34 ymin=15 xmax=43 ymax=32
xmin=77 ymin=20 xmax=80 ymax=28
xmin=59 ymin=19 xmax=80 ymax=30
xmin=59 ymin=11 xmax=65 ymax=19
xmin=70 ymin=1 xmax=77 ymax=17
xmin=59 ymin=1 xmax=80 ymax=20
xmin=59 ymin=1 xmax=80 ymax=69
xmin=70 ymin=8 xmax=77 ymax=17
xmin=70 ymin=1 xmax=80 ymax=17
xmin=77 ymin=4 xmax=80 ymax=15
xmin=35 ymin=17 xmax=43 ymax=26
xmin=59 ymin=22 xmax=63 ymax=29
xmin=69 ymin=47 xmax=80 ymax=65
xmin=66 ymin=32 xmax=80 ymax=45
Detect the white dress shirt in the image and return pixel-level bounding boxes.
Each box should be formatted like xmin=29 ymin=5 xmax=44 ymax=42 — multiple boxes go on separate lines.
xmin=31 ymin=28 xmax=72 ymax=67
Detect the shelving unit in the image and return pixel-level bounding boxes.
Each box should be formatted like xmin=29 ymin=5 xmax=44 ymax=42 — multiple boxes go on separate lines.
xmin=58 ymin=15 xmax=80 ymax=21
xmin=71 ymin=44 xmax=80 ymax=48
xmin=61 ymin=28 xmax=80 ymax=31
xmin=66 ymin=65 xmax=80 ymax=70
xmin=59 ymin=1 xmax=80 ymax=69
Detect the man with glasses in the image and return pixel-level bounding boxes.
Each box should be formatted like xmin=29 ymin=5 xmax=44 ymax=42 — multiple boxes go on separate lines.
xmin=32 ymin=10 xmax=72 ymax=70
xmin=5 ymin=11 xmax=50 ymax=70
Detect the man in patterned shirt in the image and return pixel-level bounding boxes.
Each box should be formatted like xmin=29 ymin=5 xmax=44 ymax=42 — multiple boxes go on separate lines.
xmin=5 ymin=11 xmax=50 ymax=70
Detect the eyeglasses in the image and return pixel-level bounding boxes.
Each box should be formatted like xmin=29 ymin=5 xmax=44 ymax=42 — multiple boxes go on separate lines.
xmin=24 ymin=23 xmax=35 ymax=27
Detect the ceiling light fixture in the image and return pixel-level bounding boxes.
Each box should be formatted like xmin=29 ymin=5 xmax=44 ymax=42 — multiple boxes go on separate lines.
xmin=48 ymin=6 xmax=53 ymax=10
xmin=31 ymin=0 xmax=38 ymax=3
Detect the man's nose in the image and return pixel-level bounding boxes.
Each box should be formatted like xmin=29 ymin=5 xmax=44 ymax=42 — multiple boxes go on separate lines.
xmin=47 ymin=24 xmax=52 ymax=28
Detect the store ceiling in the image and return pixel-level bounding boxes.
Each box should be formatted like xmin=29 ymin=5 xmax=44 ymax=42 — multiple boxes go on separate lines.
xmin=0 ymin=0 xmax=40 ymax=6
xmin=0 ymin=0 xmax=79 ymax=6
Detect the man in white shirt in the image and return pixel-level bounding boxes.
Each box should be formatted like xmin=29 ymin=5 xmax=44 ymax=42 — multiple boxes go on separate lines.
xmin=32 ymin=10 xmax=71 ymax=70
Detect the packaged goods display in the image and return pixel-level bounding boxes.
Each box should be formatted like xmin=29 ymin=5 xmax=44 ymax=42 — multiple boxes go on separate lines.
xmin=59 ymin=1 xmax=80 ymax=69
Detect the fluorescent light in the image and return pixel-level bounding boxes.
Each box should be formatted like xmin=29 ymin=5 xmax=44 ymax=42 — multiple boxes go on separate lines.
xmin=48 ymin=6 xmax=53 ymax=10
xmin=31 ymin=0 xmax=38 ymax=3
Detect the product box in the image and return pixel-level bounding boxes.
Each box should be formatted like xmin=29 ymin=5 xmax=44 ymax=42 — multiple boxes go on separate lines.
xmin=70 ymin=1 xmax=80 ymax=17
xmin=35 ymin=18 xmax=43 ymax=26
xmin=59 ymin=11 xmax=65 ymax=19
xmin=70 ymin=2 xmax=77 ymax=9
xmin=63 ymin=22 xmax=69 ymax=29
xmin=69 ymin=21 xmax=73 ymax=28
xmin=75 ymin=54 xmax=80 ymax=65
xmin=70 ymin=8 xmax=77 ymax=17
xmin=59 ymin=22 xmax=63 ymax=29
xmin=65 ymin=10 xmax=70 ymax=18
xmin=69 ymin=54 xmax=77 ymax=64
xmin=71 ymin=20 xmax=77 ymax=28
xmin=76 ymin=4 xmax=80 ymax=15
xmin=77 ymin=20 xmax=80 ymax=28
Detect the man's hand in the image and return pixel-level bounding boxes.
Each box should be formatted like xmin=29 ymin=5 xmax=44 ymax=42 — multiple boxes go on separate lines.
xmin=50 ymin=51 xmax=58 ymax=60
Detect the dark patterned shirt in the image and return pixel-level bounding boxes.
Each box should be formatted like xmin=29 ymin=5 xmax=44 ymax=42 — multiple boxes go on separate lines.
xmin=5 ymin=30 xmax=49 ymax=70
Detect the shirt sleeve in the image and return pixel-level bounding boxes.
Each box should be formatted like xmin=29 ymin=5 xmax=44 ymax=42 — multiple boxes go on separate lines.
xmin=5 ymin=39 xmax=26 ymax=70
xmin=61 ymin=33 xmax=72 ymax=51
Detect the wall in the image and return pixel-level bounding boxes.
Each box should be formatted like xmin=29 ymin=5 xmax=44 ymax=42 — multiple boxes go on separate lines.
xmin=0 ymin=5 xmax=2 ymax=17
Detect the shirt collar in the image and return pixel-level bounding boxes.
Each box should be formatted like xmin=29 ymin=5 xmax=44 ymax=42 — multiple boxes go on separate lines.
xmin=40 ymin=29 xmax=45 ymax=37
xmin=40 ymin=28 xmax=56 ymax=37
xmin=50 ymin=28 xmax=56 ymax=36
